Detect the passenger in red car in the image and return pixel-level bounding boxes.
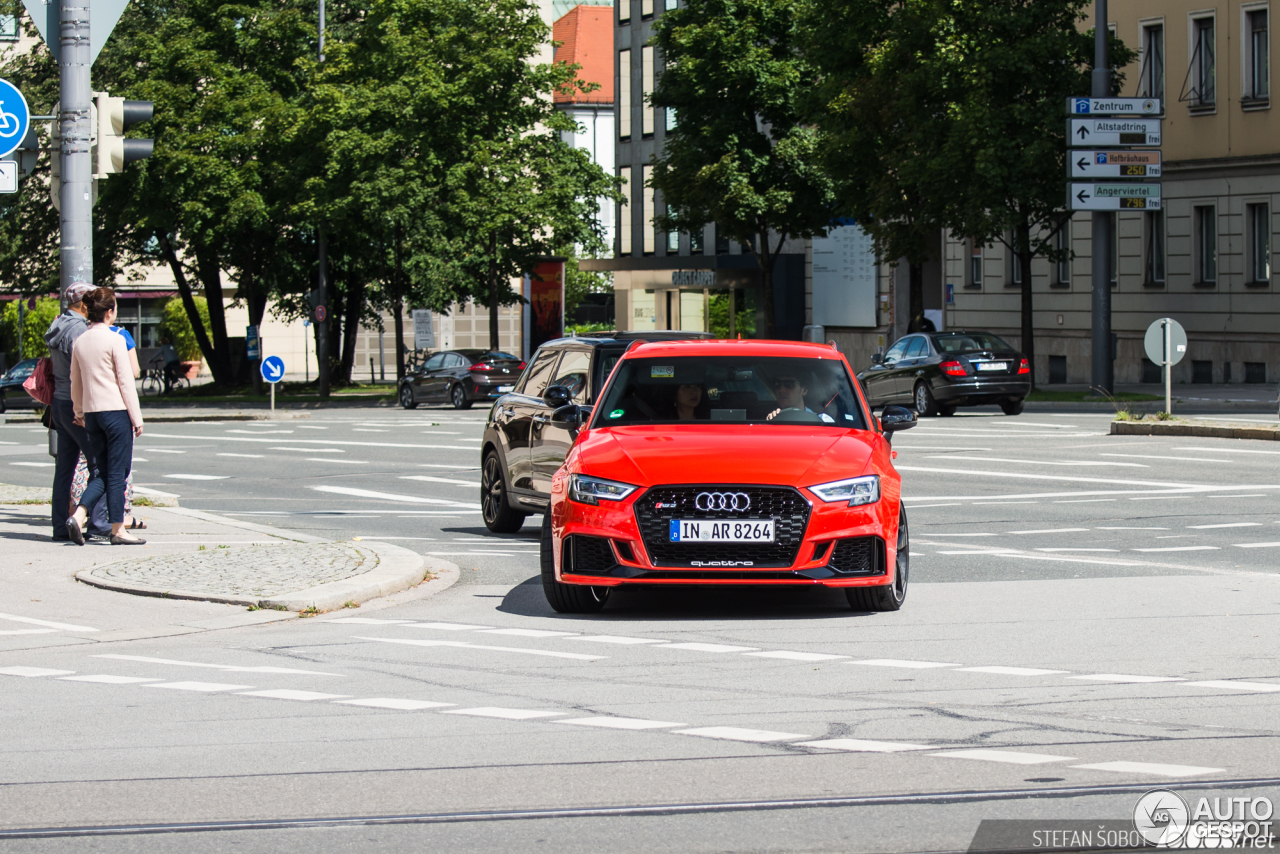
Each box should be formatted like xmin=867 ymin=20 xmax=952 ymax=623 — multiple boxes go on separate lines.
xmin=674 ymin=383 xmax=707 ymax=420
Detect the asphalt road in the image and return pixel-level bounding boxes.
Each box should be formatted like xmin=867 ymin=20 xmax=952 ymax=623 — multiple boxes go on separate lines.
xmin=2 ymin=405 xmax=1279 ymax=853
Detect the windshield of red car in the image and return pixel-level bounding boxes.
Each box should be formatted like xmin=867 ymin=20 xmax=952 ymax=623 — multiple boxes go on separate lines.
xmin=591 ymin=356 xmax=868 ymax=429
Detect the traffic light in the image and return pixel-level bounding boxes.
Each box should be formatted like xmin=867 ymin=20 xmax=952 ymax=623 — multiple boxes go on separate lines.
xmin=94 ymin=94 xmax=153 ymax=177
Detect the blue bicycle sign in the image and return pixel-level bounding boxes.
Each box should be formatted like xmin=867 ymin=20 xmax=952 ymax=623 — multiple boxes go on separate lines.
xmin=0 ymin=78 xmax=30 ymax=159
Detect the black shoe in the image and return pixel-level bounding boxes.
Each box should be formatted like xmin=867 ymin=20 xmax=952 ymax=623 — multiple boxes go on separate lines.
xmin=110 ymin=534 xmax=146 ymax=546
xmin=66 ymin=516 xmax=85 ymax=546
xmin=51 ymin=533 xmax=71 ymax=542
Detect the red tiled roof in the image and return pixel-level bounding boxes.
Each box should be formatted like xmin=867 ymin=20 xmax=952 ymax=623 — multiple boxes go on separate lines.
xmin=553 ymin=5 xmax=614 ymax=105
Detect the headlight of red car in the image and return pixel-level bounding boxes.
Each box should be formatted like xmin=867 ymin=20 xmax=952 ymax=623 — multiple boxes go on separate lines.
xmin=808 ymin=475 xmax=881 ymax=507
xmin=568 ymin=474 xmax=639 ymax=506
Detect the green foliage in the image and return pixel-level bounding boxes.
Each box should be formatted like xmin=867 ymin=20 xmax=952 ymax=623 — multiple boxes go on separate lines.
xmin=651 ymin=0 xmax=836 ymax=337
xmin=564 ymin=253 xmax=612 ymax=318
xmin=708 ymin=292 xmax=755 ymax=340
xmin=1 ymin=298 xmax=61 ymax=364
xmin=159 ymin=297 xmax=211 ymax=362
xmin=566 ymin=321 xmax=613 ymax=336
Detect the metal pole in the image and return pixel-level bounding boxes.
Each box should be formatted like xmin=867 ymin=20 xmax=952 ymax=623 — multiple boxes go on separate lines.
xmin=17 ymin=301 xmax=24 ymax=361
xmin=1090 ymin=0 xmax=1113 ymax=394
xmin=315 ymin=0 xmax=330 ymax=398
xmin=271 ymin=381 xmax=275 ymax=412
xmin=1164 ymin=318 xmax=1172 ymax=415
xmin=60 ymin=0 xmax=92 ymax=295
xmin=379 ymin=329 xmax=385 ymax=381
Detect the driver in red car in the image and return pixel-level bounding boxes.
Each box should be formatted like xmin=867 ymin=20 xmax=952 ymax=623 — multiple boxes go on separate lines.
xmin=541 ymin=339 xmax=918 ymax=615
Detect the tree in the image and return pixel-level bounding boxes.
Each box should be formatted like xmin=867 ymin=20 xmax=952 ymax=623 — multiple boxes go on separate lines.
xmin=651 ymin=0 xmax=837 ymax=338
xmin=159 ymin=296 xmax=212 ymax=362
xmin=1 ymin=298 xmax=60 ymax=363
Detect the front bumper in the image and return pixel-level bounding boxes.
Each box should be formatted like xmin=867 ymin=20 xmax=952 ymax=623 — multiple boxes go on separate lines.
xmin=550 ymin=480 xmax=900 ymax=589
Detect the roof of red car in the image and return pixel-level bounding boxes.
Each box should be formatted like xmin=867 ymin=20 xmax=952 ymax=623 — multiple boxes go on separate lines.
xmin=623 ymin=339 xmax=848 ymax=360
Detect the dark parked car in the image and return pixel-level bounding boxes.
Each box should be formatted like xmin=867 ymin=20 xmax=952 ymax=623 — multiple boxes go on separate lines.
xmin=399 ymin=350 xmax=525 ymax=410
xmin=858 ymin=331 xmax=1031 ymax=416
xmin=0 ymin=358 xmax=39 ymax=413
xmin=480 ymin=331 xmax=713 ymax=533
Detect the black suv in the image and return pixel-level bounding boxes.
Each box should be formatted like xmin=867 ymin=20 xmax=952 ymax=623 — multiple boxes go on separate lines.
xmin=480 ymin=332 xmax=713 ymax=533
xmin=399 ymin=350 xmax=524 ymax=410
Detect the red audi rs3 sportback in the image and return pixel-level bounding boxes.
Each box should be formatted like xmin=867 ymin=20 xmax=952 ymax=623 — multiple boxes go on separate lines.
xmin=539 ymin=339 xmax=918 ymax=613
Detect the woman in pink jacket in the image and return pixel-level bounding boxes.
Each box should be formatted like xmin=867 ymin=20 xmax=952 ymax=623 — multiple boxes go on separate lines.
xmin=66 ymin=287 xmax=146 ymax=546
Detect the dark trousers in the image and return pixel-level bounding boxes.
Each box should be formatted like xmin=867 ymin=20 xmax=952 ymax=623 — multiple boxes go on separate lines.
xmin=51 ymin=398 xmax=97 ymax=537
xmin=79 ymin=410 xmax=134 ymax=526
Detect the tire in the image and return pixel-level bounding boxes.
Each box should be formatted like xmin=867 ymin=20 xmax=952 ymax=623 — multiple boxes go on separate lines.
xmin=0 ymin=395 xmax=6 ymax=414
xmin=913 ymin=382 xmax=938 ymax=417
xmin=938 ymin=405 xmax=956 ymax=417
xmin=482 ymin=450 xmax=527 ymax=533
xmin=1000 ymin=398 xmax=1024 ymax=416
xmin=141 ymin=376 xmax=161 ymax=397
xmin=541 ymin=514 xmax=610 ymax=614
xmin=451 ymin=384 xmax=473 ymax=410
xmin=847 ymin=505 xmax=908 ymax=612
xmin=400 ymin=385 xmax=417 ymax=410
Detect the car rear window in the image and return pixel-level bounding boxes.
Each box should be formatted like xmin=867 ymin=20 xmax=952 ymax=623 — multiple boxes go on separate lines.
xmin=592 ymin=356 xmax=867 ymax=429
xmin=931 ymin=333 xmax=1014 ymax=353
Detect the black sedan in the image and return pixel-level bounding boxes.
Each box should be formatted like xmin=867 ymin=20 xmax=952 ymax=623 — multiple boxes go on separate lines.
xmin=0 ymin=358 xmax=39 ymax=413
xmin=399 ymin=350 xmax=525 ymax=410
xmin=858 ymin=331 xmax=1031 ymax=416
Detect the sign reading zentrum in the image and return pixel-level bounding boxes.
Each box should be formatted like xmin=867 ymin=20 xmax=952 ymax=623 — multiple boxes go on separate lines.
xmin=1066 ymin=97 xmax=1161 ymax=115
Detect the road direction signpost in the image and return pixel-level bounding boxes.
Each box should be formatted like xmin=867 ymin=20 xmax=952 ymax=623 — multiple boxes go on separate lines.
xmin=1067 ymin=118 xmax=1161 ymax=147
xmin=1143 ymin=318 xmax=1186 ymax=415
xmin=1066 ymin=97 xmax=1161 ymax=115
xmin=261 ymin=355 xmax=285 ymax=411
xmin=1070 ymin=150 xmax=1162 ymax=179
xmin=1069 ymin=182 xmax=1162 ymax=211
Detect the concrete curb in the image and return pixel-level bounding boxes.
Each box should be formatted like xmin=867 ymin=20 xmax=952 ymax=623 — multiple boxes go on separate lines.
xmin=74 ymin=541 xmax=457 ymax=613
xmin=1111 ymin=420 xmax=1280 ymax=440
xmin=1 ymin=412 xmax=312 ymax=425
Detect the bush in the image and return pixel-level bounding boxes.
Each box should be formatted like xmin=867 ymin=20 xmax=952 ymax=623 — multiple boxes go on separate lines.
xmin=159 ymin=297 xmax=211 ymax=362
xmin=1 ymin=298 xmax=61 ymax=365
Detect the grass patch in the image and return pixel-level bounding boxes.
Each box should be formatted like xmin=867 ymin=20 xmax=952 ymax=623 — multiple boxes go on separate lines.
xmin=146 ymin=380 xmax=396 ymax=406
xmin=131 ymin=496 xmax=160 ymax=507
xmin=299 ymin=605 xmax=320 ymax=618
xmin=2 ymin=498 xmax=50 ymax=505
xmin=343 ymin=600 xmax=360 ymax=609
xmin=1027 ymin=390 xmax=1165 ymax=402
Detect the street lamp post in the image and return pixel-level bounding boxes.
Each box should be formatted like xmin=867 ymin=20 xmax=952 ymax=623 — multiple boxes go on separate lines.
xmin=1089 ymin=0 xmax=1113 ymax=394
xmin=316 ymin=0 xmax=330 ymax=397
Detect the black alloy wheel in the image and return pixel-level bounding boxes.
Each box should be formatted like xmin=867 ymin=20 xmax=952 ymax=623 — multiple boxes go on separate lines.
xmin=451 ymin=383 xmax=472 ymax=410
xmin=846 ymin=505 xmax=908 ymax=612
xmin=541 ymin=514 xmax=610 ymax=614
xmin=400 ymin=385 xmax=417 ymax=410
xmin=482 ymin=451 xmax=526 ymax=533
xmin=914 ymin=382 xmax=938 ymax=417
xmin=1000 ymin=398 xmax=1024 ymax=416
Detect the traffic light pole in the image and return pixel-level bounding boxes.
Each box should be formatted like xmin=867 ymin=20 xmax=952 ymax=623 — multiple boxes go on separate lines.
xmin=316 ymin=0 xmax=330 ymax=398
xmin=1090 ymin=0 xmax=1113 ymax=394
xmin=60 ymin=0 xmax=92 ymax=293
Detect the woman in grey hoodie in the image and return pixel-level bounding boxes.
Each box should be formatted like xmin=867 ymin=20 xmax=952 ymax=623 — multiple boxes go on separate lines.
xmin=44 ymin=282 xmax=98 ymax=541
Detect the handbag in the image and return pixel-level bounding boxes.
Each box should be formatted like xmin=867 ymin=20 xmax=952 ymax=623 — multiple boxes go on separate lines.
xmin=22 ymin=357 xmax=54 ymax=406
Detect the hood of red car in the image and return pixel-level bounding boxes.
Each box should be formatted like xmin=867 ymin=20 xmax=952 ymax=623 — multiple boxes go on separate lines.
xmin=574 ymin=425 xmax=876 ymax=487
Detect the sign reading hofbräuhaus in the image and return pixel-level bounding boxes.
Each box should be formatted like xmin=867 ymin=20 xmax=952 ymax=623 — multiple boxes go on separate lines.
xmin=671 ymin=270 xmax=716 ymax=287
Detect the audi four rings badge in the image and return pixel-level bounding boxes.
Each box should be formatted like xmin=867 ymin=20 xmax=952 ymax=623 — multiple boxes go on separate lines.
xmin=695 ymin=492 xmax=751 ymax=512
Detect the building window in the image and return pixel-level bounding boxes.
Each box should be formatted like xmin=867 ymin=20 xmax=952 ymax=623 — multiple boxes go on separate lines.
xmin=1110 ymin=215 xmax=1118 ymax=287
xmin=1053 ymin=224 xmax=1070 ymax=287
xmin=619 ymin=168 xmax=633 ymax=256
xmin=1140 ymin=23 xmax=1165 ymax=100
xmin=641 ymin=0 xmax=652 ymax=17
xmin=1189 ymin=16 xmax=1216 ymax=107
xmin=641 ymin=46 xmax=655 ymax=136
xmin=966 ymin=239 xmax=983 ymax=288
xmin=1145 ymin=210 xmax=1166 ymax=286
xmin=618 ymin=0 xmax=629 ymax=25
xmin=618 ymin=50 xmax=631 ymax=139
xmin=1249 ymin=203 xmax=1271 ymax=283
xmin=1006 ymin=234 xmax=1022 ymax=287
xmin=714 ymin=224 xmax=729 ymax=255
xmin=642 ymin=165 xmax=655 ymax=255
xmin=667 ymin=230 xmax=679 ymax=253
xmin=665 ymin=107 xmax=676 ymax=133
xmin=690 ymin=228 xmax=704 ymax=255
xmin=0 ymin=16 xmax=16 ymax=40
xmin=665 ymin=0 xmax=677 ymax=8
xmin=1194 ymin=205 xmax=1217 ymax=284
xmin=1246 ymin=8 xmax=1270 ymax=102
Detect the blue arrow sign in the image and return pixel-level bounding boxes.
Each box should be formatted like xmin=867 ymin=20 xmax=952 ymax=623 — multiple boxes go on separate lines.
xmin=0 ymin=78 xmax=30 ymax=160
xmin=261 ymin=355 xmax=285 ymax=384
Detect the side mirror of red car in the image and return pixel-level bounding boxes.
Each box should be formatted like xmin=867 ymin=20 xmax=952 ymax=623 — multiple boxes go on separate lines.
xmin=880 ymin=405 xmax=917 ymax=443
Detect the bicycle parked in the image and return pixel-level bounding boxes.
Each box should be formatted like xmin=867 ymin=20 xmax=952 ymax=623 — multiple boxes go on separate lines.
xmin=140 ymin=353 xmax=190 ymax=396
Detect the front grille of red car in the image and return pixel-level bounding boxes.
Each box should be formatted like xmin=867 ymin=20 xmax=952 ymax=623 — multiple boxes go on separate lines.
xmin=563 ymin=535 xmax=618 ymax=575
xmin=633 ymin=486 xmax=811 ymax=568
xmin=826 ymin=537 xmax=886 ymax=576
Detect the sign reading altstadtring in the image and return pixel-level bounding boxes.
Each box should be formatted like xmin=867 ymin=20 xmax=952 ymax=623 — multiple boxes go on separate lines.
xmin=811 ymin=220 xmax=877 ymax=328
xmin=412 ymin=309 xmax=434 ymax=350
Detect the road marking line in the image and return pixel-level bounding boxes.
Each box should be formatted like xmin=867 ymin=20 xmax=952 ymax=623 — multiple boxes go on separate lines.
xmin=1174 ymin=446 xmax=1280 ymax=455
xmin=1234 ymin=542 xmax=1280 ymax=548
xmin=401 ymin=475 xmax=479 ymax=487
xmin=272 ymin=447 xmax=344 ymax=453
xmin=94 ymin=655 xmax=340 ymax=675
xmin=426 ymin=551 xmax=514 ymax=556
xmin=933 ymin=749 xmax=1074 ymax=765
xmin=798 ymin=739 xmax=930 ymax=753
xmin=441 ymin=707 xmax=565 ymax=720
xmin=10 ymin=462 xmax=54 ymax=467
xmin=745 ymin=651 xmax=848 ymax=662
xmin=138 ymin=448 xmax=187 ymax=454
xmin=403 ymin=623 xmax=494 ymax=631
xmin=145 ymin=681 xmax=255 ymax=692
xmin=1100 ymin=453 xmax=1232 ymax=463
xmin=1071 ymin=761 xmax=1224 ymax=777
xmin=1208 ymin=494 xmax=1266 ymax=499
xmin=306 ymin=458 xmax=369 ymax=464
xmin=477 ymin=629 xmax=579 ymax=638
xmin=1183 ymin=680 xmax=1280 ymax=693
xmin=958 ymin=666 xmax=1070 ymax=676
xmin=569 ymin=636 xmax=666 ymax=645
xmin=657 ymin=643 xmax=760 ymax=653
xmin=237 ymin=690 xmax=350 ymax=701
xmin=311 ymin=485 xmax=479 ymax=509
xmin=851 ymin=659 xmax=959 ymax=669
xmin=675 ymin=726 xmax=810 ymax=743
xmin=0 ymin=629 xmax=60 ymax=636
xmin=227 ymin=430 xmax=293 ymax=434
xmin=1097 ymin=526 xmax=1169 ymax=530
xmin=921 ymin=532 xmax=997 ymax=537
xmin=1132 ymin=546 xmax=1220 ymax=552
xmin=555 ymin=717 xmax=686 ymax=730
xmin=59 ymin=675 xmax=163 ymax=684
xmin=0 ymin=613 xmax=99 ymax=632
xmin=0 ymin=666 xmax=75 ymax=677
xmin=163 ymin=474 xmax=228 ymax=480
xmin=1189 ymin=523 xmax=1262 ymax=529
xmin=334 ymin=698 xmax=455 ymax=710
xmin=930 ymin=455 xmax=1148 ymax=468
xmin=1071 ymin=674 xmax=1185 ymax=683
xmin=355 ymin=636 xmax=605 ymax=661
xmin=1035 ymin=548 xmax=1119 ymax=553
xmin=145 ymin=432 xmax=483 ymax=451
xmin=217 ymin=453 xmax=264 ymax=459
xmin=1009 ymin=528 xmax=1090 ymax=535
xmin=324 ymin=618 xmax=418 ymax=625
xmin=936 ymin=550 xmax=1019 ymax=555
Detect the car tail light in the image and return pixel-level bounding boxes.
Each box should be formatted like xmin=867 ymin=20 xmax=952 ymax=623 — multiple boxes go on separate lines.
xmin=1018 ymin=359 xmax=1030 ymax=374
xmin=517 ymin=361 xmax=526 ymax=371
xmin=940 ymin=360 xmax=966 ymax=377
xmin=471 ymin=363 xmax=494 ymax=372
